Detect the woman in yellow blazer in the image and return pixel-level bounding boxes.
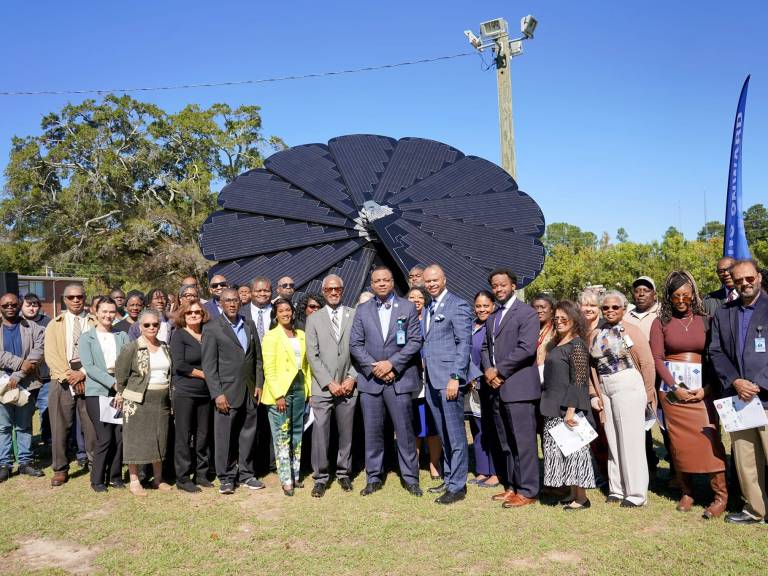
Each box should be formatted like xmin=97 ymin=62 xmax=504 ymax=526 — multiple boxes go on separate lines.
xmin=262 ymin=298 xmax=311 ymax=496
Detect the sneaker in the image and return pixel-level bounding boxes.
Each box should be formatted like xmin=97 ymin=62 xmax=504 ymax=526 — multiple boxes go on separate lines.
xmin=0 ymin=466 xmax=11 ymax=482
xmin=219 ymin=482 xmax=235 ymax=495
xmin=243 ymin=477 xmax=265 ymax=490
xmin=18 ymin=464 xmax=45 ymax=478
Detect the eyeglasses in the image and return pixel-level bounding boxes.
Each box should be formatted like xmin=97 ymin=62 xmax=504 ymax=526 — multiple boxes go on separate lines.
xmin=210 ymin=282 xmax=228 ymax=289
xmin=185 ymin=310 xmax=203 ymax=316
xmin=65 ymin=294 xmax=85 ymax=301
xmin=323 ymin=286 xmax=343 ymax=293
xmin=670 ymin=294 xmax=692 ymax=303
xmin=142 ymin=322 xmax=160 ymax=328
xmin=716 ymin=268 xmax=731 ymax=274
xmin=278 ymin=283 xmax=295 ymax=289
xmin=733 ymin=276 xmax=756 ymax=286
xmin=601 ymin=305 xmax=623 ymax=311
xmin=26 ymin=302 xmax=41 ymax=307
xmin=0 ymin=302 xmax=18 ymax=308
xmin=306 ymin=303 xmax=321 ymax=310
xmin=553 ymin=317 xmax=570 ymax=324
xmin=181 ymin=293 xmax=196 ymax=299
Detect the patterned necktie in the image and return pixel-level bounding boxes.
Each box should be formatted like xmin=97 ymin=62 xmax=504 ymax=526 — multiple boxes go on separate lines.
xmin=493 ymin=307 xmax=504 ymax=335
xmin=71 ymin=316 xmax=83 ymax=363
xmin=331 ymin=308 xmax=341 ymax=341
xmin=256 ymin=309 xmax=265 ymax=341
xmin=427 ymin=301 xmax=436 ymax=332
xmin=726 ymin=290 xmax=737 ymax=303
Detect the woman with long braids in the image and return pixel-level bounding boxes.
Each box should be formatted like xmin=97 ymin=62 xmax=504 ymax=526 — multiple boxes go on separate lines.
xmin=649 ymin=270 xmax=727 ymax=519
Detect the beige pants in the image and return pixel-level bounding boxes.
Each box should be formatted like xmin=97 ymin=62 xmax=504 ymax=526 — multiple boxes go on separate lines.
xmin=730 ymin=411 xmax=768 ymax=519
xmin=600 ymin=368 xmax=649 ymax=505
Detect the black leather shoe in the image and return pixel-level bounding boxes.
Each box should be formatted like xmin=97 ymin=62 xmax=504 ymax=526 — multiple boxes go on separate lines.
xmin=109 ymin=480 xmax=126 ymax=489
xmin=312 ymin=483 xmax=326 ymax=498
xmin=605 ymin=495 xmax=623 ymax=504
xmin=360 ymin=481 xmax=383 ymax=496
xmin=77 ymin=459 xmax=89 ymax=471
xmin=620 ymin=499 xmax=644 ymax=508
xmin=725 ymin=511 xmax=763 ymax=525
xmin=90 ymin=483 xmax=108 ymax=493
xmin=18 ymin=464 xmax=45 ymax=477
xmin=435 ymin=490 xmax=466 ymax=505
xmin=177 ymin=480 xmax=202 ymax=493
xmin=563 ymin=499 xmax=591 ymax=511
xmin=403 ymin=482 xmax=423 ymax=497
xmin=427 ymin=482 xmax=447 ymax=494
xmin=338 ymin=477 xmax=353 ymax=492
xmin=0 ymin=466 xmax=10 ymax=482
xmin=196 ymin=478 xmax=215 ymax=488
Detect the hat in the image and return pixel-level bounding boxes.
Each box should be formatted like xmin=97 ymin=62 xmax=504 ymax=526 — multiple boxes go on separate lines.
xmin=0 ymin=386 xmax=30 ymax=407
xmin=632 ymin=276 xmax=656 ymax=290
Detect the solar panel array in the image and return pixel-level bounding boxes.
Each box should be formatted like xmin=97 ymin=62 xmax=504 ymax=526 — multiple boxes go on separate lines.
xmin=199 ymin=135 xmax=546 ymax=306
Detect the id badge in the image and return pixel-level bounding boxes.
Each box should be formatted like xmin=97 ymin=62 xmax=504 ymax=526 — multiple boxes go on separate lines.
xmin=756 ymin=338 xmax=766 ymax=353
xmin=396 ymin=319 xmax=406 ymax=346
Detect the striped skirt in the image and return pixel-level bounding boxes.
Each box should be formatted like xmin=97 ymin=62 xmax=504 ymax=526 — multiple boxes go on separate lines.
xmin=543 ymin=417 xmax=597 ymax=489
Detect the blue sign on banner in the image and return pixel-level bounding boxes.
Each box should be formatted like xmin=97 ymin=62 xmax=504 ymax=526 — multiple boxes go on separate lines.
xmin=723 ymin=75 xmax=751 ymax=259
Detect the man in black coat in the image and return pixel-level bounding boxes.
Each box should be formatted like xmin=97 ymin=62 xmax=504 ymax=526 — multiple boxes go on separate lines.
xmin=201 ymin=288 xmax=264 ymax=494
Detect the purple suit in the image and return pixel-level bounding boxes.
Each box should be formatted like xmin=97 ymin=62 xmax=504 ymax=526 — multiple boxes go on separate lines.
xmin=480 ymin=298 xmax=541 ymax=498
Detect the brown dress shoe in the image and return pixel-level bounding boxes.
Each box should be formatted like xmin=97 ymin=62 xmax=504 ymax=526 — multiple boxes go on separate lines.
xmin=50 ymin=471 xmax=68 ymax=487
xmin=502 ymin=493 xmax=537 ymax=508
xmin=491 ymin=488 xmax=515 ymax=501
xmin=676 ymin=494 xmax=694 ymax=512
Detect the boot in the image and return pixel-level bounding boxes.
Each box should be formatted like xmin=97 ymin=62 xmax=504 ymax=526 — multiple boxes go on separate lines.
xmin=702 ymin=472 xmax=728 ymax=519
xmin=676 ymin=472 xmax=694 ymax=512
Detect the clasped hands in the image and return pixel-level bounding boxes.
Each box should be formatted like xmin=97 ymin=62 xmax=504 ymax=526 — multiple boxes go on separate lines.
xmin=65 ymin=367 xmax=86 ymax=395
xmin=372 ymin=360 xmax=395 ymax=384
xmin=671 ymin=386 xmax=705 ymax=403
xmin=734 ymin=378 xmax=761 ymax=402
xmin=484 ymin=367 xmax=504 ymax=389
xmin=328 ymin=377 xmax=356 ymax=397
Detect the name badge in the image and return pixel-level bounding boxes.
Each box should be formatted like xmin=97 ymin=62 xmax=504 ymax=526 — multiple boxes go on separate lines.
xmin=396 ymin=319 xmax=406 ymax=346
xmin=756 ymin=338 xmax=766 ymax=353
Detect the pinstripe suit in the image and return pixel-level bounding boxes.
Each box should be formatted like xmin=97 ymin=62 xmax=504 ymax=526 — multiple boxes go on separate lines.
xmin=421 ymin=291 xmax=473 ymax=492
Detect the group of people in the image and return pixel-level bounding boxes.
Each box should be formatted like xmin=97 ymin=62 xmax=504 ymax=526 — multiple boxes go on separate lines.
xmin=1 ymin=258 xmax=767 ymax=524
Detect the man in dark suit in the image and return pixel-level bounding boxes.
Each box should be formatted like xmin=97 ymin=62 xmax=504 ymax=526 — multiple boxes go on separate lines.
xmin=421 ymin=265 xmax=474 ymax=504
xmin=240 ymin=276 xmax=273 ymax=342
xmin=710 ymin=259 xmax=768 ymax=524
xmin=349 ymin=266 xmax=423 ymax=496
xmin=305 ymin=274 xmax=358 ymax=498
xmin=481 ymin=268 xmax=541 ymax=508
xmin=703 ymin=257 xmax=738 ymax=316
xmin=203 ymin=274 xmax=228 ymax=319
xmin=201 ymin=288 xmax=264 ymax=494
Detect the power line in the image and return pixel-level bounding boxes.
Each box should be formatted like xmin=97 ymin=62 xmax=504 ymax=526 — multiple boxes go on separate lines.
xmin=0 ymin=52 xmax=476 ymax=97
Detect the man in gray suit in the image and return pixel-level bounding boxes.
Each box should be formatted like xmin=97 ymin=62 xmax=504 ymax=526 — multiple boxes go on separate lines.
xmin=421 ymin=265 xmax=474 ymax=504
xmin=305 ymin=274 xmax=358 ymax=498
xmin=350 ymin=266 xmax=423 ymax=497
xmin=201 ymin=288 xmax=264 ymax=494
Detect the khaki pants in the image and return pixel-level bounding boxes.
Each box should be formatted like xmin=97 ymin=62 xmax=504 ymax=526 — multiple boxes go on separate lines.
xmin=730 ymin=410 xmax=768 ymax=519
xmin=49 ymin=380 xmax=96 ymax=472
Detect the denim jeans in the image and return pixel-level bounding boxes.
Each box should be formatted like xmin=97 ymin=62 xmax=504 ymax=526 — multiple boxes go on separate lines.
xmin=35 ymin=381 xmax=51 ymax=444
xmin=0 ymin=391 xmax=36 ymax=467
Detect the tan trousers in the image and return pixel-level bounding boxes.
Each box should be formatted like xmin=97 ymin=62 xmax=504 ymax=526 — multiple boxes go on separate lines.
xmin=600 ymin=368 xmax=649 ymax=505
xmin=730 ymin=410 xmax=768 ymax=519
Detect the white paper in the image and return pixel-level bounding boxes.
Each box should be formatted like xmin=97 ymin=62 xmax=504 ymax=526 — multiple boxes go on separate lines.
xmin=644 ymin=405 xmax=657 ymax=431
xmin=714 ymin=395 xmax=768 ymax=433
xmin=99 ymin=396 xmax=123 ymax=425
xmin=660 ymin=361 xmax=703 ymax=392
xmin=0 ymin=373 xmax=9 ymax=395
xmin=547 ymin=413 xmax=598 ymax=457
xmin=303 ymin=405 xmax=315 ymax=432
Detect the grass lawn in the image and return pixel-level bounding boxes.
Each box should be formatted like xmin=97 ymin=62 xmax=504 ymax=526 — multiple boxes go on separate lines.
xmin=2 ymin=430 xmax=767 ymax=575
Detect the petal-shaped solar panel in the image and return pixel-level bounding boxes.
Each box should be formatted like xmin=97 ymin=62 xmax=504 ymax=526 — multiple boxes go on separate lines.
xmin=199 ymin=134 xmax=546 ymax=306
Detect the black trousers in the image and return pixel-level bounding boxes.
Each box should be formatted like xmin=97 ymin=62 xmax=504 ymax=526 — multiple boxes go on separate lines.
xmin=173 ymin=394 xmax=211 ymax=482
xmin=213 ymin=395 xmax=258 ymax=484
xmin=84 ymin=396 xmax=123 ymax=486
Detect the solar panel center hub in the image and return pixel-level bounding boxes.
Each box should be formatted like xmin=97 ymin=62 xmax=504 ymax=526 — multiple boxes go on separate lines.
xmin=355 ymin=200 xmax=395 ymax=241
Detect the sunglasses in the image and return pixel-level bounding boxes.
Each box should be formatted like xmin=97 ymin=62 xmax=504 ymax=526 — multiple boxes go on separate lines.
xmin=670 ymin=295 xmax=692 ymax=303
xmin=323 ymin=286 xmax=343 ymax=293
xmin=210 ymin=282 xmax=228 ymax=289
xmin=278 ymin=283 xmax=295 ymax=289
xmin=142 ymin=322 xmax=160 ymax=328
xmin=601 ymin=305 xmax=623 ymax=311
xmin=0 ymin=302 xmax=18 ymax=308
xmin=716 ymin=268 xmax=731 ymax=274
xmin=733 ymin=276 xmax=756 ymax=285
xmin=185 ymin=310 xmax=203 ymax=316
xmin=65 ymin=294 xmax=85 ymax=300
xmin=553 ymin=317 xmax=570 ymax=324
xmin=306 ymin=303 xmax=321 ymax=310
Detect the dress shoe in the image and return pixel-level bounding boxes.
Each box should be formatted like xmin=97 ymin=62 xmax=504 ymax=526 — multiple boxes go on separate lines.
xmin=177 ymin=480 xmax=202 ymax=493
xmin=435 ymin=488 xmax=466 ymax=505
xmin=502 ymin=493 xmax=537 ymax=508
xmin=196 ymin=478 xmax=215 ymax=488
xmin=725 ymin=511 xmax=763 ymax=525
xmin=563 ymin=499 xmax=591 ymax=511
xmin=676 ymin=494 xmax=694 ymax=512
xmin=91 ymin=483 xmax=108 ymax=493
xmin=338 ymin=477 xmax=353 ymax=492
xmin=282 ymin=485 xmax=295 ymax=497
xmin=218 ymin=482 xmax=235 ymax=495
xmin=403 ymin=482 xmax=423 ymax=497
xmin=0 ymin=466 xmax=10 ymax=482
xmin=428 ymin=482 xmax=447 ymax=494
xmin=109 ymin=480 xmax=126 ymax=489
xmin=18 ymin=464 xmax=45 ymax=477
xmin=605 ymin=495 xmax=623 ymax=504
xmin=50 ymin=471 xmax=68 ymax=487
xmin=244 ymin=477 xmax=266 ymax=490
xmin=294 ymin=480 xmax=305 ymax=489
xmin=312 ymin=483 xmax=327 ymax=498
xmin=360 ymin=482 xmax=383 ymax=496
xmin=77 ymin=459 xmax=89 ymax=471
xmin=478 ymin=479 xmax=501 ymax=488
xmin=492 ymin=488 xmax=514 ymax=501
xmin=620 ymin=499 xmax=644 ymax=508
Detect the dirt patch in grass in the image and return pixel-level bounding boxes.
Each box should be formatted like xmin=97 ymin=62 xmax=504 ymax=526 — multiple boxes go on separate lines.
xmin=8 ymin=538 xmax=99 ymax=574
xmin=544 ymin=550 xmax=581 ymax=564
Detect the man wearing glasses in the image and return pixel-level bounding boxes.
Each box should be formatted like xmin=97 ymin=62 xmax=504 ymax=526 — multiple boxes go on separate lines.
xmin=0 ymin=293 xmax=45 ymax=482
xmin=275 ymin=277 xmax=296 ymax=304
xmin=704 ymin=257 xmax=739 ymax=316
xmin=710 ymin=259 xmax=768 ymax=524
xmin=203 ymin=275 xmax=228 ymax=319
xmin=43 ymin=283 xmax=97 ymax=486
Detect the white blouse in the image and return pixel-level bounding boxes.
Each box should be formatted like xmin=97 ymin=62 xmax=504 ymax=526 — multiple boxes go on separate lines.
xmin=289 ymin=337 xmax=302 ymax=370
xmin=148 ymin=348 xmax=170 ymax=385
xmin=96 ymin=331 xmax=117 ymax=371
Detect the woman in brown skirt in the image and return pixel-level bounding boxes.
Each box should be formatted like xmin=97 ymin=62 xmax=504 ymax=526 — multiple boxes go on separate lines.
xmin=650 ymin=270 xmax=727 ymax=518
xmin=115 ymin=310 xmax=173 ymax=497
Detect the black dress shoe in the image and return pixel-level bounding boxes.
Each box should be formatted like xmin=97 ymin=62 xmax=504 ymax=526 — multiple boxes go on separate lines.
xmin=563 ymin=499 xmax=591 ymax=511
xmin=427 ymin=482 xmax=447 ymax=494
xmin=435 ymin=490 xmax=466 ymax=505
xmin=91 ymin=483 xmax=108 ymax=493
xmin=196 ymin=478 xmax=215 ymax=488
xmin=620 ymin=499 xmax=644 ymax=508
xmin=77 ymin=459 xmax=89 ymax=471
xmin=360 ymin=482 xmax=383 ymax=496
xmin=0 ymin=466 xmax=11 ymax=482
xmin=312 ymin=483 xmax=326 ymax=498
xmin=109 ymin=480 xmax=126 ymax=489
xmin=403 ymin=483 xmax=423 ymax=497
xmin=605 ymin=495 xmax=623 ymax=504
xmin=177 ymin=480 xmax=202 ymax=493
xmin=338 ymin=477 xmax=353 ymax=492
xmin=725 ymin=511 xmax=763 ymax=525
xmin=18 ymin=464 xmax=45 ymax=477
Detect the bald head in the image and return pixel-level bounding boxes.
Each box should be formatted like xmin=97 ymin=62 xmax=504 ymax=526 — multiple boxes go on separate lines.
xmin=422 ymin=264 xmax=446 ymax=298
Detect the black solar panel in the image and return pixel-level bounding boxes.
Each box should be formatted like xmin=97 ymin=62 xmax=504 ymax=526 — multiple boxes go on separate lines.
xmin=199 ymin=135 xmax=546 ymax=304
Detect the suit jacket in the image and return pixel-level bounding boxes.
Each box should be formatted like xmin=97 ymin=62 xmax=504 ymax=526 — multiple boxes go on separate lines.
xmin=240 ymin=303 xmax=276 ymax=334
xmin=349 ymin=295 xmax=422 ymax=395
xmin=305 ymin=305 xmax=358 ymax=398
xmin=43 ymin=312 xmax=97 ymax=381
xmin=204 ymin=299 xmax=222 ymax=319
xmin=480 ymin=298 xmax=541 ymax=403
xmin=78 ymin=328 xmax=130 ymax=396
xmin=703 ymin=286 xmax=729 ymax=317
xmin=0 ymin=318 xmax=45 ymax=389
xmin=420 ymin=291 xmax=473 ymax=389
xmin=201 ymin=314 xmax=264 ymax=409
xmin=261 ymin=326 xmax=311 ymax=405
xmin=709 ymin=294 xmax=768 ymax=407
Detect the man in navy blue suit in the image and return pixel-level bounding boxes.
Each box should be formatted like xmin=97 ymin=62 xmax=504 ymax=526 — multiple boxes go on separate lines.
xmin=710 ymin=259 xmax=768 ymax=525
xmin=480 ymin=268 xmax=541 ymax=508
xmin=421 ymin=265 xmax=474 ymax=504
xmin=349 ymin=266 xmax=423 ymax=496
xmin=203 ymin=274 xmax=228 ymax=319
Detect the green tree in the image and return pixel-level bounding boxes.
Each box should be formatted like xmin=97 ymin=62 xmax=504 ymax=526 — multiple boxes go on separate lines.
xmin=616 ymin=228 xmax=629 ymax=243
xmin=744 ymin=203 xmax=768 ymax=245
xmin=697 ymin=220 xmax=725 ymax=241
xmin=541 ymin=222 xmax=597 ymax=253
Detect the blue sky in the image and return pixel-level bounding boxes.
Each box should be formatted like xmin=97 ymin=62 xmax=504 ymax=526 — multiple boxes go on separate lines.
xmin=0 ymin=1 xmax=765 ymax=243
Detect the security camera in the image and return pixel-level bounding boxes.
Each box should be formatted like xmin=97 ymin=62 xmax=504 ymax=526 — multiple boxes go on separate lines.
xmin=479 ymin=18 xmax=508 ymax=41
xmin=464 ymin=30 xmax=482 ymax=49
xmin=520 ymin=15 xmax=538 ymax=39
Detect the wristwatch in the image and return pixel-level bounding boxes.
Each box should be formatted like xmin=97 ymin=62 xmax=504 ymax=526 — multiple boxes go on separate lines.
xmin=450 ymin=373 xmax=461 ymax=381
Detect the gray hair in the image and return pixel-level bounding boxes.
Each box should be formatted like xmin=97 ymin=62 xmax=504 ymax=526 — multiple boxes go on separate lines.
xmin=137 ymin=309 xmax=161 ymax=325
xmin=577 ymin=288 xmax=601 ymax=307
xmin=600 ymin=290 xmax=628 ymax=308
xmin=321 ymin=274 xmax=344 ymax=288
xmin=179 ymin=284 xmax=198 ymax=298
